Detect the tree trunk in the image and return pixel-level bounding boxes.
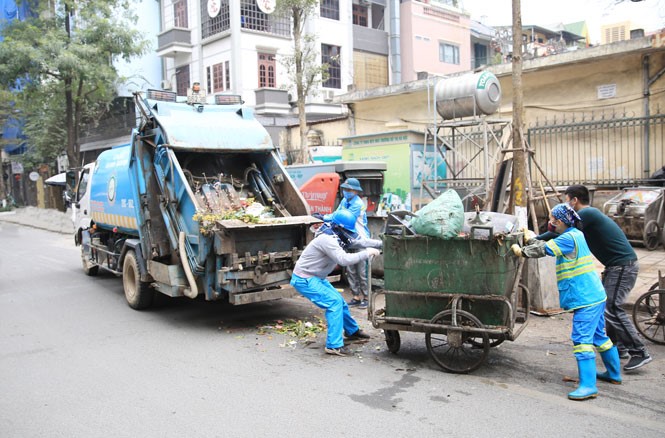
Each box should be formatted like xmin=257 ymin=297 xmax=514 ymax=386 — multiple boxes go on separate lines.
xmin=292 ymin=6 xmax=309 ymax=164
xmin=510 ymin=0 xmax=527 ymax=227
xmin=64 ymin=5 xmax=77 ymax=168
xmin=298 ymin=101 xmax=309 ymax=164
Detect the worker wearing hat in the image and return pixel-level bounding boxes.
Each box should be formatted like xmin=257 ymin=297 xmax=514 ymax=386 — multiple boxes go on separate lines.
xmin=324 ymin=177 xmax=371 ymax=308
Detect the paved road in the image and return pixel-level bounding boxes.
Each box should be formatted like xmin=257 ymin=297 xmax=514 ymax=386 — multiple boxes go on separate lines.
xmin=1 ymin=223 xmax=665 ymax=437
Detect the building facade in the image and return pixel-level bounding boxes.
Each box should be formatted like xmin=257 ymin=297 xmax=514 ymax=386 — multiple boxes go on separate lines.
xmin=156 ymin=1 xmax=481 ymax=106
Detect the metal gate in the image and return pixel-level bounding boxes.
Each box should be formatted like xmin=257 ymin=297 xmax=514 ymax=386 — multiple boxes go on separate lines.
xmin=527 ymin=111 xmax=665 ymax=187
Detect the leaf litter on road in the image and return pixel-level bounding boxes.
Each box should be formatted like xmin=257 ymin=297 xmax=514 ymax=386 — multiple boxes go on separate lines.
xmin=257 ymin=317 xmax=327 ymax=348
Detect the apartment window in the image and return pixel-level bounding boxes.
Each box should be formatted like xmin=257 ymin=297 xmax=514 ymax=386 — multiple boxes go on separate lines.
xmin=207 ymin=62 xmax=223 ymax=92
xmin=174 ymin=0 xmax=188 ymax=28
xmin=175 ymin=65 xmax=190 ymax=96
xmin=225 ymin=61 xmax=230 ymax=90
xmin=352 ymin=4 xmax=368 ymax=27
xmin=473 ymin=43 xmax=488 ymax=69
xmin=320 ymin=0 xmax=339 ymax=20
xmin=206 ymin=62 xmax=230 ymax=92
xmin=258 ymin=53 xmax=276 ymax=88
xmin=201 ymin=0 xmax=230 ymax=39
xmin=206 ymin=67 xmax=212 ymax=94
xmin=240 ymin=0 xmax=290 ymax=36
xmin=353 ymin=51 xmax=388 ymax=91
xmin=322 ymin=44 xmax=341 ymax=89
xmin=439 ymin=42 xmax=460 ymax=65
xmin=605 ymin=26 xmax=626 ymax=43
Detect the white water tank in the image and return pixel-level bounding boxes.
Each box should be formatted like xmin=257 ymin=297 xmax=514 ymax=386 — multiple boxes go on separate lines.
xmin=435 ymin=71 xmax=502 ymax=120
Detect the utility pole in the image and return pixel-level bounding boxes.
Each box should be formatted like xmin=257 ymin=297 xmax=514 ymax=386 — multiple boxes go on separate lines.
xmin=510 ymin=0 xmax=528 ymax=228
xmin=0 ymin=160 xmax=5 ymax=204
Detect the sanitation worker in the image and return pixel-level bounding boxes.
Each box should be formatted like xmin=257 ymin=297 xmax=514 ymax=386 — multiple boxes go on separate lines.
xmin=537 ymin=185 xmax=651 ymax=371
xmin=291 ymin=209 xmax=381 ymax=356
xmin=511 ymin=203 xmax=621 ymax=400
xmin=324 ymin=177 xmax=371 ymax=309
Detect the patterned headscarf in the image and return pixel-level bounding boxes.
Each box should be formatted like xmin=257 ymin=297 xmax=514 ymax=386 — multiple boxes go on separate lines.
xmin=551 ymin=203 xmax=581 ymax=227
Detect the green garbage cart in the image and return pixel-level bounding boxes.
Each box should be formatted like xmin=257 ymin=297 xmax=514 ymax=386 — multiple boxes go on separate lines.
xmin=370 ymin=223 xmax=530 ymax=373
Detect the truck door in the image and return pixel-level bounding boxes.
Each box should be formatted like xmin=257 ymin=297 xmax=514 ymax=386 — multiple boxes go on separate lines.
xmin=72 ymin=164 xmax=94 ymax=231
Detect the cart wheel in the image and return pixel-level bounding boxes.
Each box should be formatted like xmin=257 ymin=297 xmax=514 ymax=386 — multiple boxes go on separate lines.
xmin=643 ymin=220 xmax=661 ymax=251
xmin=425 ymin=309 xmax=489 ymax=373
xmin=385 ymin=330 xmax=401 ymax=353
xmin=632 ymin=288 xmax=665 ymax=345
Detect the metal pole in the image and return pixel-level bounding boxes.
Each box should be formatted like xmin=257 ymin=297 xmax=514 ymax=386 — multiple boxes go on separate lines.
xmin=643 ymin=54 xmax=651 ymax=179
xmin=483 ymin=119 xmax=489 ymax=202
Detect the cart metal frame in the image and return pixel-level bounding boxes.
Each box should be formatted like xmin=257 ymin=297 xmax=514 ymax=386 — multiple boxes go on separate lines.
xmin=369 ymin=250 xmax=530 ymax=373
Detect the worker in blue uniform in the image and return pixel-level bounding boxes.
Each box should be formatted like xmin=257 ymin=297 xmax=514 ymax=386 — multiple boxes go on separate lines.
xmin=291 ymin=209 xmax=381 ymax=356
xmin=324 ymin=178 xmax=371 ymax=309
xmin=511 ymin=203 xmax=622 ymax=400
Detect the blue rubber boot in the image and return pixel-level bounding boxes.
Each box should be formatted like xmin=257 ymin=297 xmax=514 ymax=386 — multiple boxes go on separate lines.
xmin=597 ymin=346 xmax=622 ymax=384
xmin=568 ymin=358 xmax=598 ymax=401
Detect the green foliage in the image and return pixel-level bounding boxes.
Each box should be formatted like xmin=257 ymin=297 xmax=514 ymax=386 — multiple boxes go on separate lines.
xmin=0 ymin=0 xmax=150 ymax=168
xmin=275 ymin=0 xmax=330 ymax=164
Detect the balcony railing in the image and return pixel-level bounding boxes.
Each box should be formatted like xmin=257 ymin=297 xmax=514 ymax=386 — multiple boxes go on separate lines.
xmin=157 ymin=27 xmax=192 ymax=57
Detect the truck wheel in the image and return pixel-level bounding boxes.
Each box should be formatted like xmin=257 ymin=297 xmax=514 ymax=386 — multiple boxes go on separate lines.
xmin=123 ymin=250 xmax=154 ymax=310
xmin=81 ymin=247 xmax=99 ymax=276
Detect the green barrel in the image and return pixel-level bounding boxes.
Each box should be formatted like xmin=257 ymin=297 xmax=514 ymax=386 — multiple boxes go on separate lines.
xmin=382 ymin=234 xmax=522 ymax=327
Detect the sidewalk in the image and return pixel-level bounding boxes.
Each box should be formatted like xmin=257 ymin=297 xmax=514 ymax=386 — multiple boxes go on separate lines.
xmin=1 ymin=206 xmax=663 ymax=305
xmin=0 ymin=206 xmax=74 ymax=235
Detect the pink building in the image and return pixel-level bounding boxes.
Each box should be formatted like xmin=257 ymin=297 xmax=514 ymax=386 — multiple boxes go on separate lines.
xmin=400 ymin=0 xmax=472 ymax=82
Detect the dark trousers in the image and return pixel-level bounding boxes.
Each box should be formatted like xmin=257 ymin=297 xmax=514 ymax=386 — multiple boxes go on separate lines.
xmin=602 ymin=263 xmax=647 ymax=356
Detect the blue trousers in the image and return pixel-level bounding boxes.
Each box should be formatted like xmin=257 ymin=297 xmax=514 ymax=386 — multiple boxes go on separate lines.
xmin=571 ymin=301 xmax=612 ymax=360
xmin=291 ymin=274 xmax=360 ymax=349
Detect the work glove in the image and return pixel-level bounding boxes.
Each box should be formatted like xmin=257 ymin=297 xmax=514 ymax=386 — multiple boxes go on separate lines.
xmin=522 ymin=227 xmax=536 ymax=241
xmin=366 ymin=248 xmax=381 ymax=259
xmin=311 ymin=212 xmax=324 ymax=220
xmin=510 ymin=244 xmax=523 ymax=257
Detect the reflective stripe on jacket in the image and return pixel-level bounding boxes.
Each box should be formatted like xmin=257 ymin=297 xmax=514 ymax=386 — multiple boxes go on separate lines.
xmin=545 ymin=228 xmax=606 ymax=311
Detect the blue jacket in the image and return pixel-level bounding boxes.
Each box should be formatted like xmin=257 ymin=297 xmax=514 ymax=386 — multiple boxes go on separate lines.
xmin=325 ymin=195 xmax=370 ymax=238
xmin=545 ymin=228 xmax=606 ymax=311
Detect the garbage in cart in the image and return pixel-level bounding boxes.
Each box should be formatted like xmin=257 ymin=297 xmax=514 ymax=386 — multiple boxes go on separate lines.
xmin=370 ymin=190 xmax=529 ymax=373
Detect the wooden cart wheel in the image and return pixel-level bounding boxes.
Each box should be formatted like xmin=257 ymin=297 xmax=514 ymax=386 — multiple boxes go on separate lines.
xmin=384 ymin=330 xmax=401 ymax=353
xmin=425 ymin=309 xmax=489 ymax=373
xmin=632 ymin=288 xmax=665 ymax=345
xmin=643 ymin=220 xmax=661 ymax=251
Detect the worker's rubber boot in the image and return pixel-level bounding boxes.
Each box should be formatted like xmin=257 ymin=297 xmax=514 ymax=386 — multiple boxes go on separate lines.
xmin=597 ymin=346 xmax=622 ymax=384
xmin=568 ymin=358 xmax=598 ymax=401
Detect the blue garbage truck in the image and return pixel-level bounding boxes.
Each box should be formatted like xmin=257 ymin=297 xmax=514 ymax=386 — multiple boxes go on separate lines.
xmin=72 ymin=90 xmax=318 ymax=309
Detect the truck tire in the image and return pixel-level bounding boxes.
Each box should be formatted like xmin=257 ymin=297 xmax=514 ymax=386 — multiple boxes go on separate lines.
xmin=123 ymin=250 xmax=154 ymax=310
xmin=81 ymin=247 xmax=99 ymax=276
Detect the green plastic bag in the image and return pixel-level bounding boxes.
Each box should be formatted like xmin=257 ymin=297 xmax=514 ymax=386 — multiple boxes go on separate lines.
xmin=410 ymin=189 xmax=464 ymax=239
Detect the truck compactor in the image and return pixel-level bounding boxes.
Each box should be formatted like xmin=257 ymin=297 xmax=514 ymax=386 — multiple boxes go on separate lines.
xmin=73 ymin=90 xmax=318 ymax=309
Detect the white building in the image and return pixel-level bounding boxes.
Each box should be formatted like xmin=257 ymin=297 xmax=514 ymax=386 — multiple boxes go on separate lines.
xmin=156 ymin=0 xmax=361 ymax=115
